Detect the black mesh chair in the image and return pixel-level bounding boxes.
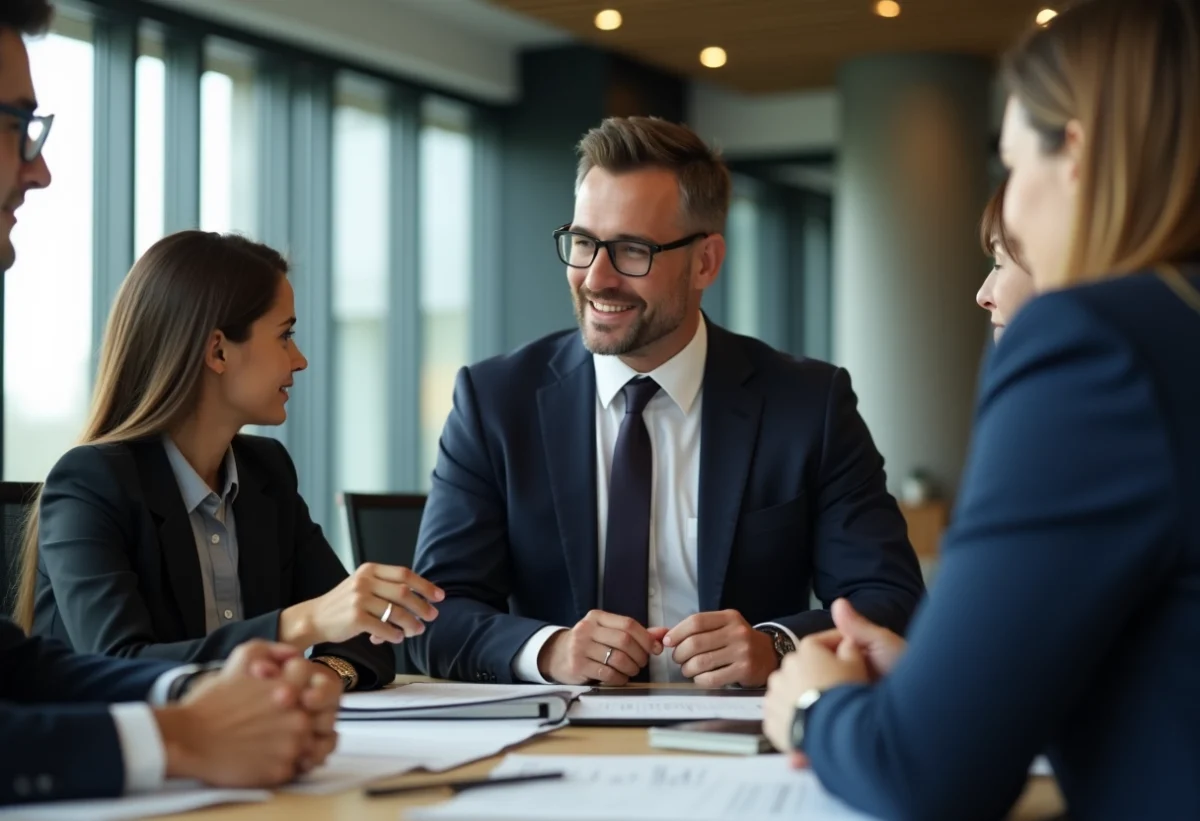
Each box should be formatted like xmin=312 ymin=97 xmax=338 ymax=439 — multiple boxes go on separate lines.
xmin=342 ymin=492 xmax=427 ymax=674
xmin=0 ymin=482 xmax=40 ymax=617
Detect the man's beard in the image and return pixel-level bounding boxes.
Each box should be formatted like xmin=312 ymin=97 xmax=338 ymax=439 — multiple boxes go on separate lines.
xmin=573 ymin=283 xmax=689 ymax=357
xmin=0 ymin=236 xmax=14 ymax=274
xmin=0 ymin=195 xmax=19 ymax=273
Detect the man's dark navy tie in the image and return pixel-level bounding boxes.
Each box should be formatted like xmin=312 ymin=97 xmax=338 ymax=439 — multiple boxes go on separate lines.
xmin=602 ymin=376 xmax=661 ymax=682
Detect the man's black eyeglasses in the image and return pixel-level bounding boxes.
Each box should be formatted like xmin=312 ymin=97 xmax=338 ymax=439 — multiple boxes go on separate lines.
xmin=553 ymin=224 xmax=709 ymax=277
xmin=0 ymin=103 xmax=53 ymax=163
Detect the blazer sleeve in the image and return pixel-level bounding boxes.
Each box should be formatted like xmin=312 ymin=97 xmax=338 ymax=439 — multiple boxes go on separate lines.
xmin=0 ymin=703 xmax=125 ymax=804
xmin=269 ymin=440 xmax=395 ymax=690
xmin=0 ymin=618 xmax=175 ymax=704
xmin=38 ymin=447 xmax=282 ymax=662
xmin=802 ymin=293 xmax=1177 ymax=820
xmin=773 ymin=367 xmax=925 ymax=639
xmin=0 ymin=619 xmax=173 ymax=805
xmin=407 ymin=366 xmax=550 ymax=683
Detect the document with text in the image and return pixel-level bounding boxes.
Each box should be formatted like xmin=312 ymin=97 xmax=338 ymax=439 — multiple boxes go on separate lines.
xmin=408 ymin=754 xmax=881 ymax=821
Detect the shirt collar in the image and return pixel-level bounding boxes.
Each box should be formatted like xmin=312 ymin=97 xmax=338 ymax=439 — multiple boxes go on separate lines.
xmin=593 ymin=315 xmax=708 ymax=414
xmin=162 ymin=435 xmax=240 ymax=514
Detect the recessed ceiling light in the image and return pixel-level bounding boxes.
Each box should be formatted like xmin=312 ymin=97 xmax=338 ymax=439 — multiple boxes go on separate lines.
xmin=874 ymin=0 xmax=901 ymax=18
xmin=594 ymin=9 xmax=622 ymax=31
xmin=1036 ymin=8 xmax=1058 ymax=25
xmin=699 ymin=46 xmax=727 ymax=68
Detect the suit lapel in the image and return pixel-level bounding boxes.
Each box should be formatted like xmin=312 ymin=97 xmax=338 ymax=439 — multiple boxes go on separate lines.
xmin=136 ymin=442 xmax=208 ymax=638
xmin=537 ymin=335 xmax=599 ymax=617
xmin=697 ymin=324 xmax=762 ymax=612
xmin=230 ymin=441 xmax=280 ymax=618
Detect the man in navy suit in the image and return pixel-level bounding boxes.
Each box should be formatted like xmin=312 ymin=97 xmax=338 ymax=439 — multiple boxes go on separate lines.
xmin=409 ymin=116 xmax=924 ymax=687
xmin=0 ymin=2 xmax=340 ymax=805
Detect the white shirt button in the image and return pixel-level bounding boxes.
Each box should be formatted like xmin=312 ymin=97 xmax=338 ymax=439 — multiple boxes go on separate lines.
xmin=210 ymin=533 xmax=220 ymax=544
xmin=35 ymin=775 xmax=52 ymax=794
xmin=223 ymin=609 xmax=234 ymax=619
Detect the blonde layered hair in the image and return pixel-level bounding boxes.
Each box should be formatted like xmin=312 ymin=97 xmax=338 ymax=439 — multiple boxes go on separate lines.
xmin=13 ymin=231 xmax=288 ymax=630
xmin=1002 ymin=0 xmax=1200 ymax=287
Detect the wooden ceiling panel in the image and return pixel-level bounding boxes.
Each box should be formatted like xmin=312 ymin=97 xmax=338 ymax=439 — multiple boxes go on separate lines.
xmin=489 ymin=0 xmax=1052 ymax=91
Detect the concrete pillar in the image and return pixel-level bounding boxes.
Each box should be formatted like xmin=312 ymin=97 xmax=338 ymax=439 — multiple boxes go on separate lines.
xmin=833 ymin=55 xmax=992 ymax=497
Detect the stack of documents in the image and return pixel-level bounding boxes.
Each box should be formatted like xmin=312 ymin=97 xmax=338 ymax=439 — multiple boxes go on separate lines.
xmin=339 ymin=682 xmax=589 ymax=721
xmin=567 ymin=689 xmax=763 ymax=725
xmin=333 ymin=717 xmax=567 ymax=762
xmin=408 ymin=754 xmax=882 ymax=821
xmin=285 ymin=717 xmax=574 ymax=795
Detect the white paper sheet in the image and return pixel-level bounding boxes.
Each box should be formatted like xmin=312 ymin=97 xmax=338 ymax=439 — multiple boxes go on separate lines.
xmin=0 ymin=782 xmax=269 ymax=821
xmin=331 ymin=718 xmax=564 ymax=764
xmin=407 ymin=754 xmax=880 ymax=821
xmin=341 ymin=683 xmax=589 ymax=712
xmin=281 ymin=754 xmax=417 ymax=796
xmin=279 ymin=718 xmax=566 ymax=795
xmin=568 ymin=694 xmax=763 ymax=722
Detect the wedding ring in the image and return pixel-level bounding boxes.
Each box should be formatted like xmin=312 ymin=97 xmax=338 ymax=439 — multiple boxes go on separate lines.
xmin=381 ymin=602 xmax=394 ymax=624
xmin=602 ymin=647 xmax=613 ymax=666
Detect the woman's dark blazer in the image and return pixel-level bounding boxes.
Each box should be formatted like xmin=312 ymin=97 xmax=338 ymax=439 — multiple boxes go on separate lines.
xmin=30 ymin=434 xmax=394 ymax=689
xmin=799 ymin=268 xmax=1200 ymax=820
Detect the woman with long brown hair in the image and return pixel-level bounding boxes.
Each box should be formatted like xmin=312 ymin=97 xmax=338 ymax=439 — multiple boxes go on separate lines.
xmin=17 ymin=231 xmax=442 ymax=691
xmin=764 ymin=0 xmax=1200 ymax=817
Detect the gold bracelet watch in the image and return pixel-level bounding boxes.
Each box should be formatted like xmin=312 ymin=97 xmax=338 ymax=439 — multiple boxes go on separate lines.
xmin=311 ymin=655 xmax=359 ymax=691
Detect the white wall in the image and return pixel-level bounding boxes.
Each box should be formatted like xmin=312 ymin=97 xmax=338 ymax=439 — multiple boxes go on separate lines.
xmin=144 ymin=0 xmax=566 ymax=103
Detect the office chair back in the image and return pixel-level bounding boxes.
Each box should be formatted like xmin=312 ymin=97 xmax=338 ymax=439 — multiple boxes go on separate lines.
xmin=342 ymin=492 xmax=427 ymax=674
xmin=0 ymin=482 xmax=40 ymax=617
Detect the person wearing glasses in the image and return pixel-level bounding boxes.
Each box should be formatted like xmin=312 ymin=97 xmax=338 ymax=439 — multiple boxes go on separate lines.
xmin=0 ymin=1 xmax=342 ymax=806
xmin=408 ymin=116 xmax=923 ymax=687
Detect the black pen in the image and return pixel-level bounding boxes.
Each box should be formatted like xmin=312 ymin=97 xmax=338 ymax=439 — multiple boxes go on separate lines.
xmin=364 ymin=771 xmax=565 ymax=797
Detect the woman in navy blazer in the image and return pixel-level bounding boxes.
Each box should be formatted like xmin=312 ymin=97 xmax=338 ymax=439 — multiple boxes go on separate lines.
xmin=764 ymin=1 xmax=1200 ymax=818
xmin=14 ymin=231 xmax=443 ymax=691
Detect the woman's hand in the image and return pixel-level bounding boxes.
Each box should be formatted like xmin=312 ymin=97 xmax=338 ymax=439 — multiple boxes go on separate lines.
xmin=829 ymin=598 xmax=908 ymax=681
xmin=762 ymin=599 xmax=906 ymax=764
xmin=280 ymin=563 xmax=444 ymax=647
xmin=763 ymin=630 xmax=871 ymax=759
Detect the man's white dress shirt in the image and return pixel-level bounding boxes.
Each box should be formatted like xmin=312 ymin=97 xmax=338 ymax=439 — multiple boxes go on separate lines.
xmin=110 ymin=665 xmax=202 ymax=792
xmin=513 ymin=318 xmax=798 ymax=682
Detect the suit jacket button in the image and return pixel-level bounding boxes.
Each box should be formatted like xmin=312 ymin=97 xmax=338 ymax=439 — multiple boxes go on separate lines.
xmin=35 ymin=775 xmax=52 ymax=795
xmin=14 ymin=776 xmax=31 ymax=797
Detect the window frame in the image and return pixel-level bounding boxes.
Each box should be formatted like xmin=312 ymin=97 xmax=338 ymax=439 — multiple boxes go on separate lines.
xmin=2 ymin=0 xmax=494 ymax=527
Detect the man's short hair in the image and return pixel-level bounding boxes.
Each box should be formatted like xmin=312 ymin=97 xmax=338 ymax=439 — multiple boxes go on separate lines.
xmin=576 ymin=116 xmax=732 ymax=234
xmin=0 ymin=1 xmax=54 ymax=36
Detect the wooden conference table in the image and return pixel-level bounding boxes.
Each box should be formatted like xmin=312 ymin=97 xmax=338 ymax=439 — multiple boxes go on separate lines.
xmin=161 ymin=678 xmax=1066 ymax=821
